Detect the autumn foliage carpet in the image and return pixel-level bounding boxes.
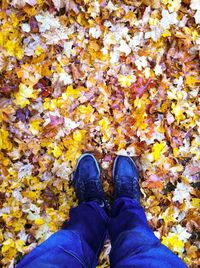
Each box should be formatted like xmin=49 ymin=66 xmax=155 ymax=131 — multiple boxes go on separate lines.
xmin=0 ymin=0 xmax=199 ymax=267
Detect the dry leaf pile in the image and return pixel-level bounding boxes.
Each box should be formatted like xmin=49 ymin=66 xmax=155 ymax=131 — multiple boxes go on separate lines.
xmin=0 ymin=0 xmax=199 ymax=267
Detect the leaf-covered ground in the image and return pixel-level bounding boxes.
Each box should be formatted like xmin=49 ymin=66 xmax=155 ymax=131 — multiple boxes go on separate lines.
xmin=0 ymin=0 xmax=200 ymax=267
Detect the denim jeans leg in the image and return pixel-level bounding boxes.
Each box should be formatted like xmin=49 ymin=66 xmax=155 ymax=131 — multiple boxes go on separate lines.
xmin=109 ymin=197 xmax=187 ymax=268
xmin=16 ymin=201 xmax=109 ymax=268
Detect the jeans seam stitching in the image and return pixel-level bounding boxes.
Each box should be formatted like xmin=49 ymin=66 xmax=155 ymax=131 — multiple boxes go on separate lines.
xmin=58 ymin=246 xmax=87 ymax=268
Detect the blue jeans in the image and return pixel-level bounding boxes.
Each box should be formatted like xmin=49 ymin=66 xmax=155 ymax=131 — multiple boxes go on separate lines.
xmin=17 ymin=198 xmax=187 ymax=268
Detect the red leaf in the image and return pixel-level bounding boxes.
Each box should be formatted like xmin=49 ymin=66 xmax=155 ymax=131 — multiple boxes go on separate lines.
xmin=29 ymin=16 xmax=39 ymax=33
xmin=34 ymin=77 xmax=52 ymax=98
xmin=142 ymin=181 xmax=163 ymax=189
xmin=130 ymin=78 xmax=156 ymax=98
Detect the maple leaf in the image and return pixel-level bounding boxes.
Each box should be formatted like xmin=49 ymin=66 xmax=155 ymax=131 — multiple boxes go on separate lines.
xmin=15 ymin=107 xmax=31 ymax=123
xmin=62 ymin=85 xmax=80 ymax=99
xmin=52 ymin=0 xmax=79 ymax=13
xmin=118 ymin=75 xmax=136 ymax=87
xmin=52 ymin=0 xmax=66 ymax=10
xmin=73 ymin=129 xmax=86 ymax=142
xmin=151 ymin=141 xmax=166 ymax=161
xmin=12 ymin=0 xmax=37 ymax=7
xmin=0 ymin=127 xmax=12 ymax=151
xmin=1 ymin=0 xmax=199 ymax=266
xmin=14 ymin=84 xmax=34 ymax=108
xmin=130 ymin=78 xmax=156 ymax=98
xmin=52 ymin=145 xmax=62 ymax=158
xmin=162 ymin=233 xmax=184 ymax=253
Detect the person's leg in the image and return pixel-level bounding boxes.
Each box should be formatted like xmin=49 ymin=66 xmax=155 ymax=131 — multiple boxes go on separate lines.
xmin=17 ymin=201 xmax=108 ymax=268
xmin=109 ymin=156 xmax=187 ymax=268
xmin=17 ymin=153 xmax=109 ymax=268
xmin=109 ymin=197 xmax=187 ymax=268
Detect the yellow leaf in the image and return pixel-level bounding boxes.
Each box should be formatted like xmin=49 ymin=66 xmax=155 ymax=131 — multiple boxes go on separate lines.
xmin=14 ymin=84 xmax=34 ymax=108
xmin=98 ymin=118 xmax=111 ymax=141
xmin=62 ymin=86 xmax=79 ymax=99
xmin=35 ymin=218 xmax=45 ymax=225
xmin=35 ymin=45 xmax=44 ymax=56
xmin=0 ymin=127 xmax=12 ymax=151
xmin=161 ymin=29 xmax=171 ymax=37
xmin=185 ymin=76 xmax=198 ymax=87
xmin=11 ymin=13 xmax=19 ymax=27
xmin=4 ymin=40 xmax=15 ymax=55
xmin=162 ymin=234 xmax=184 ymax=253
xmin=2 ymin=239 xmax=15 ymax=253
xmin=118 ymin=142 xmax=126 ymax=150
xmin=53 ymin=145 xmax=62 ymax=158
xmin=29 ymin=120 xmax=41 ymax=135
xmin=191 ymin=198 xmax=200 ymax=208
xmin=98 ymin=118 xmax=109 ymax=131
xmin=152 ymin=141 xmax=166 ymax=161
xmin=192 ymin=30 xmax=199 ymax=41
xmin=27 ymin=191 xmax=38 ymax=199
xmin=134 ymin=95 xmax=150 ymax=109
xmin=161 ymin=0 xmax=168 ymax=5
xmin=78 ymin=104 xmax=94 ymax=114
xmin=173 ymin=148 xmax=179 ymax=157
xmin=15 ymin=46 xmax=24 ymax=60
xmin=23 ymin=5 xmax=37 ymax=16
xmin=43 ymin=98 xmax=61 ymax=111
xmin=149 ymin=18 xmax=159 ymax=26
xmin=133 ymin=95 xmax=150 ymax=130
xmin=15 ymin=240 xmax=25 ymax=252
xmin=13 ymin=210 xmax=22 ymax=218
xmin=73 ymin=130 xmax=85 ymax=142
xmin=3 ymin=158 xmax=10 ymax=166
xmin=162 ymin=208 xmax=175 ymax=224
xmin=171 ymin=103 xmax=185 ymax=123
xmin=118 ymin=75 xmax=134 ymax=87
xmin=2 ymin=0 xmax=8 ymax=9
